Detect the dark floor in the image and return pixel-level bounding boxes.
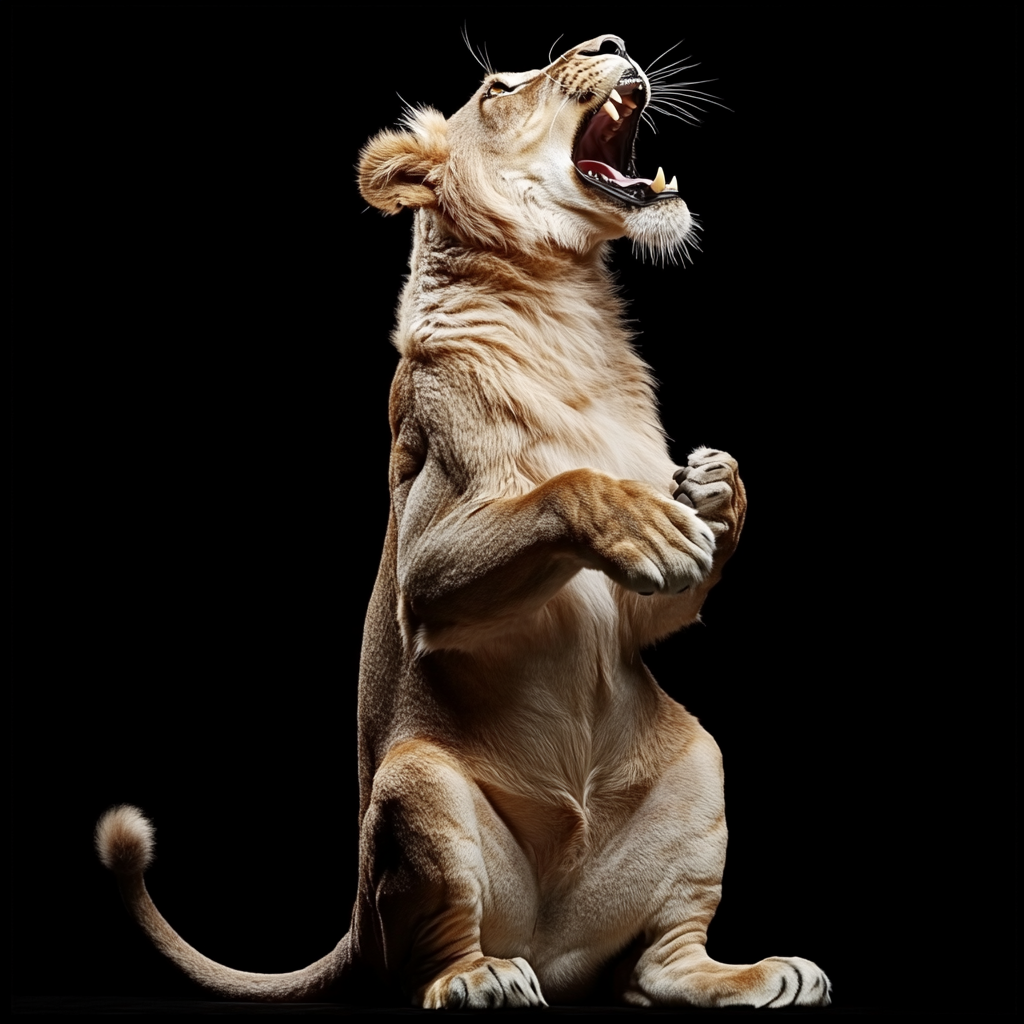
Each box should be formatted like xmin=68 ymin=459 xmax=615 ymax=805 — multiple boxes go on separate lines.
xmin=13 ymin=996 xmax=883 ymax=1015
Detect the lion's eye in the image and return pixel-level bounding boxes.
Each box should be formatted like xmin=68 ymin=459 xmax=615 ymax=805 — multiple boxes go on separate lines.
xmin=485 ymin=82 xmax=514 ymax=98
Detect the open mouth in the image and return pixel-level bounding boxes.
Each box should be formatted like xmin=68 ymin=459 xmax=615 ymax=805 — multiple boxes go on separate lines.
xmin=573 ymin=67 xmax=681 ymax=207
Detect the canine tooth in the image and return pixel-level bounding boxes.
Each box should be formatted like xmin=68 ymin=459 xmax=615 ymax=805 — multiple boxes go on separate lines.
xmin=665 ymin=175 xmax=678 ymax=192
xmin=621 ymin=94 xmax=637 ymax=109
xmin=602 ymin=100 xmax=620 ymax=121
xmin=651 ymin=167 xmax=666 ymax=193
xmin=609 ymin=88 xmax=623 ymax=104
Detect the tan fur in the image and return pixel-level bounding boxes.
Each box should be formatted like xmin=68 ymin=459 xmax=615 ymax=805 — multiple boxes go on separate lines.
xmin=97 ymin=34 xmax=829 ymax=1008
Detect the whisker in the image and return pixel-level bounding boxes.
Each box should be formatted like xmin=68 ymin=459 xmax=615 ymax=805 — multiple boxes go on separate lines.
xmin=460 ymin=23 xmax=493 ymax=75
xmin=648 ymin=68 xmax=702 ymax=85
xmin=645 ymin=39 xmax=685 ymax=74
xmin=648 ymin=65 xmax=701 ymax=82
xmin=547 ymin=33 xmax=564 ymax=65
xmin=649 ymin=99 xmax=703 ymax=116
xmin=647 ymin=103 xmax=703 ymax=125
xmin=647 ymin=58 xmax=700 ymax=79
xmin=651 ymin=95 xmax=706 ymax=109
xmin=539 ymin=68 xmax=567 ymax=92
xmin=656 ymin=88 xmax=733 ymax=113
xmin=547 ymin=93 xmax=574 ymax=145
xmin=655 ymin=77 xmax=721 ymax=89
xmin=653 ymin=99 xmax=706 ymax=116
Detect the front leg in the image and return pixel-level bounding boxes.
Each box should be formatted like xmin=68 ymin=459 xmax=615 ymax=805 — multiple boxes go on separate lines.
xmin=631 ymin=447 xmax=747 ymax=645
xmin=398 ymin=463 xmax=716 ymax=652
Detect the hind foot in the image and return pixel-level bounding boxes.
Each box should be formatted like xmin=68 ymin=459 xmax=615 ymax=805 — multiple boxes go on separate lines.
xmin=625 ymin=951 xmax=831 ymax=1008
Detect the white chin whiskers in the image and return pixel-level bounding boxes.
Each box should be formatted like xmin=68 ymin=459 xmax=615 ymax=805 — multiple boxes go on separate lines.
xmin=626 ymin=202 xmax=700 ymax=266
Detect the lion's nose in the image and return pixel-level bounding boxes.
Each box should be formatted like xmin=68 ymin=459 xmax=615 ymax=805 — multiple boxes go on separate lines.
xmin=577 ymin=35 xmax=627 ymax=58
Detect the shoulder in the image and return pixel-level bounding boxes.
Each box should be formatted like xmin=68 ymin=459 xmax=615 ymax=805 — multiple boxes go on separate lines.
xmin=388 ymin=354 xmax=529 ymax=512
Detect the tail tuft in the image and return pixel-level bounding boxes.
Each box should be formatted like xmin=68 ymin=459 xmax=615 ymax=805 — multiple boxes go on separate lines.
xmin=95 ymin=805 xmax=155 ymax=875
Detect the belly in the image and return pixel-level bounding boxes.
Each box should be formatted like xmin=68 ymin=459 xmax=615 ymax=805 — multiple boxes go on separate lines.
xmin=473 ymin=712 xmax=720 ymax=1001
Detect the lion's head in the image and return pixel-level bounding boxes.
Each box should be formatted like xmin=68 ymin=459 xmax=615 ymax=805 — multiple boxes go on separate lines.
xmin=359 ymin=34 xmax=695 ymax=261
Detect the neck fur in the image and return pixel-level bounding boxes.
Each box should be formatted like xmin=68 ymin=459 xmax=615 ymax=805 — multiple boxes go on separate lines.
xmin=393 ymin=209 xmax=670 ymax=490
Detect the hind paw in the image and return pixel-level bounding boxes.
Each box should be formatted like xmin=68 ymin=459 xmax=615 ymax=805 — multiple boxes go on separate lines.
xmin=752 ymin=957 xmax=832 ymax=1008
xmin=626 ymin=952 xmax=831 ymax=1009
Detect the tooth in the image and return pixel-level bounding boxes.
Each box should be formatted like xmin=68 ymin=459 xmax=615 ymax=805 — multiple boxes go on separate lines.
xmin=665 ymin=175 xmax=678 ymax=192
xmin=609 ymin=88 xmax=623 ymax=104
xmin=620 ymin=94 xmax=637 ymax=109
xmin=651 ymin=167 xmax=666 ymax=193
xmin=602 ymin=100 xmax=620 ymax=121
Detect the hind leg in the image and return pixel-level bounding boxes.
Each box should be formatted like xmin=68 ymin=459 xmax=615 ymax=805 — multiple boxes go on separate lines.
xmin=617 ymin=730 xmax=831 ymax=1009
xmin=352 ymin=739 xmax=546 ymax=1009
xmin=625 ymin=947 xmax=831 ymax=1008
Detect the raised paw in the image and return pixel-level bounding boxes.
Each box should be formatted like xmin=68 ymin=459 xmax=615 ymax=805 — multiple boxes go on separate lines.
xmin=420 ymin=955 xmax=547 ymax=1009
xmin=673 ymin=447 xmax=746 ymax=546
xmin=560 ymin=470 xmax=716 ymax=597
xmin=597 ymin=482 xmax=716 ymax=596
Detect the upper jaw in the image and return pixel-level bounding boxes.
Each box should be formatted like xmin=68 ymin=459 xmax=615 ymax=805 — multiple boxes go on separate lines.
xmin=572 ymin=65 xmax=682 ymax=208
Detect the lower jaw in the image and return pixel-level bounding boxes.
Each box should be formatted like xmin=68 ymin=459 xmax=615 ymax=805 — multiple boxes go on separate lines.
xmin=574 ymin=168 xmax=684 ymax=208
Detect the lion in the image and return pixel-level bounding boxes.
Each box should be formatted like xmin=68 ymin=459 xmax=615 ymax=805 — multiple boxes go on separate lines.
xmin=96 ymin=33 xmax=831 ymax=1008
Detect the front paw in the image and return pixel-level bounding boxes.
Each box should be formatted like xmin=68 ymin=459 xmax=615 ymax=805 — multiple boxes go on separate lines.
xmin=585 ymin=479 xmax=716 ymax=596
xmin=673 ymin=447 xmax=746 ymax=546
xmin=419 ymin=956 xmax=547 ymax=1009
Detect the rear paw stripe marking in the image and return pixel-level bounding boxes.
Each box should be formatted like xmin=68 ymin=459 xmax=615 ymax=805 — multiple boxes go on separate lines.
xmin=486 ymin=963 xmax=507 ymax=1003
xmin=763 ymin=974 xmax=787 ymax=1007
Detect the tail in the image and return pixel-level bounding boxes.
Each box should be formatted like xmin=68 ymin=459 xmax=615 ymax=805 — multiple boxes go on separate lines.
xmin=95 ymin=805 xmax=354 ymax=1001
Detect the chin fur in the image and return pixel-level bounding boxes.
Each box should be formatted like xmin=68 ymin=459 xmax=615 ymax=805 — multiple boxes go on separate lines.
xmin=625 ymin=200 xmax=699 ymax=265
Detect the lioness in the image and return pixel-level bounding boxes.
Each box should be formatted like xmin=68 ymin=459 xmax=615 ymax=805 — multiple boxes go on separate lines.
xmin=96 ymin=34 xmax=831 ymax=1008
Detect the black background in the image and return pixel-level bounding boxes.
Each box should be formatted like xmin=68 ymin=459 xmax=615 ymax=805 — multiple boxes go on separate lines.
xmin=12 ymin=5 xmax=1016 ymax=1014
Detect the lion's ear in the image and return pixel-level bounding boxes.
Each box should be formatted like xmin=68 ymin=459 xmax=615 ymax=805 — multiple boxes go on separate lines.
xmin=358 ymin=108 xmax=449 ymax=214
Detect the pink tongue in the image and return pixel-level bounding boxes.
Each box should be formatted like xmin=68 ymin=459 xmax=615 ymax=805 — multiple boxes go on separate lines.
xmin=577 ymin=160 xmax=653 ymax=187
